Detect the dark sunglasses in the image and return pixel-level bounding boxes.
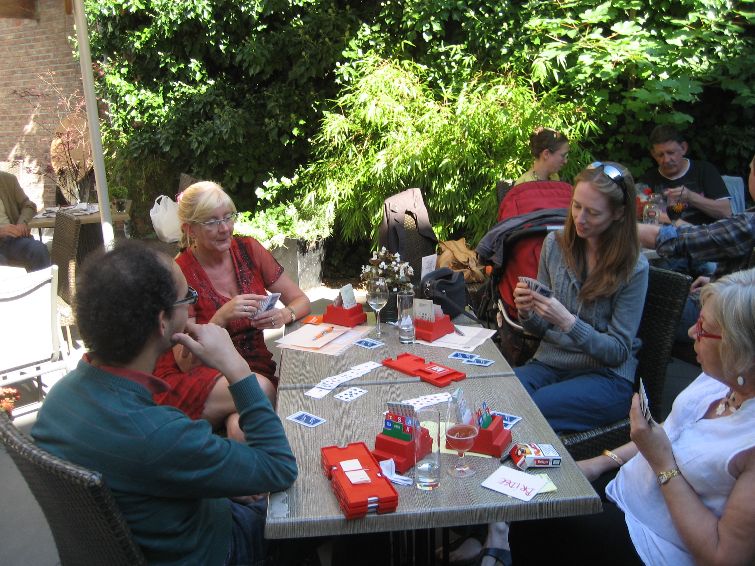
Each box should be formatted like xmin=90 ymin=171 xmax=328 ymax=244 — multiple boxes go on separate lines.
xmin=589 ymin=161 xmax=629 ymax=204
xmin=174 ymin=286 xmax=198 ymax=307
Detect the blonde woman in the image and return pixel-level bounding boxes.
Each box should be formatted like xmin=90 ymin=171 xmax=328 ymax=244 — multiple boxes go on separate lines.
xmin=514 ymin=162 xmax=648 ymax=431
xmin=514 ymin=127 xmax=570 ymax=185
xmin=154 ymin=181 xmax=310 ymax=439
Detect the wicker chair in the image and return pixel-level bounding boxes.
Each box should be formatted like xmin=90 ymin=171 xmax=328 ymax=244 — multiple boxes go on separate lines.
xmin=560 ymin=266 xmax=692 ymax=460
xmin=0 ymin=411 xmax=146 ymax=566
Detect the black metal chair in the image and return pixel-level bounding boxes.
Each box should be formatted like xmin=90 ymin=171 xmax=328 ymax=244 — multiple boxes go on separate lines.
xmin=0 ymin=412 xmax=146 ymax=566
xmin=559 ymin=266 xmax=692 ymax=460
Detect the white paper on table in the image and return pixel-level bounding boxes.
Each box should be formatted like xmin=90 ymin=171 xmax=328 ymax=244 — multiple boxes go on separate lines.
xmin=481 ymin=466 xmax=548 ymax=501
xmin=277 ymin=325 xmax=372 ymax=356
xmin=416 ymin=325 xmax=496 ymax=352
xmin=275 ymin=324 xmax=348 ymax=349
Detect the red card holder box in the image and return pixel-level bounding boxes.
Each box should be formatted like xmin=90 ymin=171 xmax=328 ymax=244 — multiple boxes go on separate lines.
xmin=322 ymin=303 xmax=367 ymax=327
xmin=320 ymin=442 xmax=399 ymax=520
xmin=382 ymin=353 xmax=466 ymax=387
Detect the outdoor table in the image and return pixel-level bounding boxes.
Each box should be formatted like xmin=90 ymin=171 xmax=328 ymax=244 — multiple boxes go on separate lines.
xmin=266 ymin=323 xmax=601 ymax=545
xmin=28 ymin=200 xmax=133 ymax=239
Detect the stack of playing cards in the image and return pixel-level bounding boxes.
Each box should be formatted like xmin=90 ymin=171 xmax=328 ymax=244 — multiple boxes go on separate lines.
xmin=639 ymin=378 xmax=653 ymax=425
xmin=254 ymin=292 xmax=281 ymax=319
xmin=518 ymin=276 xmax=553 ymax=298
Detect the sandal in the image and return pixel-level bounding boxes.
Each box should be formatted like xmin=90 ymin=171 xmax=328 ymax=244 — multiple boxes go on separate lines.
xmin=436 ymin=535 xmax=483 ymax=566
xmin=480 ymin=547 xmax=512 ymax=566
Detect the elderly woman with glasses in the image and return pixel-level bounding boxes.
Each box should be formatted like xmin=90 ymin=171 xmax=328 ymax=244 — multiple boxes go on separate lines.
xmin=154 ymin=181 xmax=311 ymax=440
xmin=513 ymin=161 xmax=648 ymax=433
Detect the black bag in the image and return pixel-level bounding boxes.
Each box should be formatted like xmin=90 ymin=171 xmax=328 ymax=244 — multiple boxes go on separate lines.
xmin=419 ymin=268 xmax=478 ymax=322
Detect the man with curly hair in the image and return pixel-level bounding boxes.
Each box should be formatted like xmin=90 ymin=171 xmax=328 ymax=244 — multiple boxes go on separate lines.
xmin=32 ymin=240 xmax=297 ymax=565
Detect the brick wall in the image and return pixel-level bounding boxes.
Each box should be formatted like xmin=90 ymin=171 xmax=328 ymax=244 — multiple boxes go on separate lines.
xmin=0 ymin=0 xmax=82 ymax=208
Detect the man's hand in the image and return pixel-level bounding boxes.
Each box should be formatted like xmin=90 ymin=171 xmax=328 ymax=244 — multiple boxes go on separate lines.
xmin=0 ymin=223 xmax=30 ymax=238
xmin=172 ymin=321 xmax=250 ymax=383
xmin=690 ymin=275 xmax=710 ymax=293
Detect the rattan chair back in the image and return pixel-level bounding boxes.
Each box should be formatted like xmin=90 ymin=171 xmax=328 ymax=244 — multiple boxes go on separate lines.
xmin=0 ymin=412 xmax=146 ymax=566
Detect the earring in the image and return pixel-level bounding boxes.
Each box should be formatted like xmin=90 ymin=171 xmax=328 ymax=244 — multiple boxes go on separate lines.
xmin=737 ymin=376 xmax=745 ymax=386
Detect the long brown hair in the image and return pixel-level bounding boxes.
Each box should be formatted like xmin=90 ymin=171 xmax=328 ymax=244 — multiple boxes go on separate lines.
xmin=558 ymin=161 xmax=640 ymax=302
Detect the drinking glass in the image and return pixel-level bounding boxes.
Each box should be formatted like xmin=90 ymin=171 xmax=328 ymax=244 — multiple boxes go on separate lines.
xmin=445 ymin=400 xmax=479 ymax=478
xmin=367 ymin=277 xmax=388 ymax=337
xmin=413 ymin=407 xmax=441 ymax=490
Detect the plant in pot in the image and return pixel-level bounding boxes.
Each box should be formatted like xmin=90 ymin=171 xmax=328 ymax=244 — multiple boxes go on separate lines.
xmin=361 ymin=247 xmax=413 ymax=322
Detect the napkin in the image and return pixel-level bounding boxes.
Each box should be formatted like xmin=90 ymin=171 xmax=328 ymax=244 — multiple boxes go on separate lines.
xmin=379 ymin=458 xmax=413 ymax=486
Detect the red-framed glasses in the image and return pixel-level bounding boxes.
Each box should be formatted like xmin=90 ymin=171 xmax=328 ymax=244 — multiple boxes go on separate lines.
xmin=694 ymin=317 xmax=722 ymax=342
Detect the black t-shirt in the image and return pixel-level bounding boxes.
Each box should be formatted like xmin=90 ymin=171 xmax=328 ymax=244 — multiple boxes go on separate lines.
xmin=640 ymin=159 xmax=729 ymax=225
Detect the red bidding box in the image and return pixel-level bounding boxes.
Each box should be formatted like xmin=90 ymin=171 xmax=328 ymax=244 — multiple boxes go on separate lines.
xmin=322 ymin=303 xmax=367 ymax=327
xmin=382 ymin=353 xmax=466 ymax=387
xmin=470 ymin=415 xmax=512 ymax=458
xmin=414 ymin=314 xmax=455 ymax=342
xmin=372 ymin=426 xmax=433 ymax=474
xmin=321 ymin=442 xmax=398 ymax=519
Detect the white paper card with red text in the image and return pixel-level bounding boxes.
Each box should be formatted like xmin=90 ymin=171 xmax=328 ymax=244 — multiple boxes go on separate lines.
xmin=481 ymin=465 xmax=548 ymax=501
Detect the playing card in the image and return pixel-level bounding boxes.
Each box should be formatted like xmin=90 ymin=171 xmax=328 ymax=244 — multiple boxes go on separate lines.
xmin=253 ymin=292 xmax=282 ymax=319
xmin=491 ymin=411 xmax=522 ymax=430
xmin=402 ymin=392 xmax=452 ymax=410
xmin=414 ymin=298 xmax=435 ymax=322
xmin=639 ymin=378 xmax=653 ymax=424
xmin=463 ymin=357 xmax=494 ymax=367
xmin=334 ymin=387 xmax=368 ymax=402
xmin=339 ymin=284 xmax=357 ymax=309
xmin=518 ymin=276 xmax=553 ymax=298
xmin=449 ymin=351 xmax=478 ymax=361
xmin=355 ymin=338 xmax=383 ymax=349
xmin=287 ymin=411 xmax=326 ymax=428
xmin=351 ymin=361 xmax=382 ymax=373
xmin=304 ymin=386 xmax=331 ymax=399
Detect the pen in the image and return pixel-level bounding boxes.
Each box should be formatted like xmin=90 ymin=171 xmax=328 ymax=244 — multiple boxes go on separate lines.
xmin=314 ymin=326 xmax=334 ymax=340
xmin=454 ymin=326 xmax=465 ymax=336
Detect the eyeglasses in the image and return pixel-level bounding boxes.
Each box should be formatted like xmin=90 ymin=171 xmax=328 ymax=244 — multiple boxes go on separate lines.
xmin=196 ymin=212 xmax=238 ymax=229
xmin=589 ymin=162 xmax=629 ymax=204
xmin=694 ymin=316 xmax=721 ymax=342
xmin=174 ymin=286 xmax=198 ymax=307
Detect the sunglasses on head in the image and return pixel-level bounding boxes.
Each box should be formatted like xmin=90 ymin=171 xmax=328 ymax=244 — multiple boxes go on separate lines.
xmin=588 ymin=161 xmax=629 ymax=204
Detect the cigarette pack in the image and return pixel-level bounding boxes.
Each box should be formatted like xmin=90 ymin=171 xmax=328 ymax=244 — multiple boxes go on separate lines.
xmin=509 ymin=443 xmax=562 ymax=470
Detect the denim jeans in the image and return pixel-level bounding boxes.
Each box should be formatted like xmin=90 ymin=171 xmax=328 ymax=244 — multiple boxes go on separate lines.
xmin=225 ymin=498 xmax=268 ymax=566
xmin=515 ymin=360 xmax=634 ymax=433
xmin=0 ymin=236 xmax=50 ymax=272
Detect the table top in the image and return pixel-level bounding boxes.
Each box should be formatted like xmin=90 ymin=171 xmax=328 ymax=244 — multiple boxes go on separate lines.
xmin=28 ymin=201 xmax=132 ymax=230
xmin=266 ymin=323 xmax=601 ymax=539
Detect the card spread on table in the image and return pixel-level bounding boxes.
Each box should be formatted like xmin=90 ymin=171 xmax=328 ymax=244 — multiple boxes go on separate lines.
xmin=401 ymin=392 xmax=452 ymax=410
xmin=304 ymin=386 xmax=332 ymax=399
xmin=339 ymin=283 xmax=357 ymax=309
xmin=449 ymin=351 xmax=477 ymax=361
xmin=463 ymin=357 xmax=494 ymax=367
xmin=491 ymin=411 xmax=522 ymax=430
xmin=355 ymin=338 xmax=383 ymax=349
xmin=518 ymin=276 xmax=553 ymax=298
xmin=315 ymin=361 xmax=382 ymax=391
xmin=334 ymin=387 xmax=367 ymax=402
xmin=287 ymin=411 xmax=326 ymax=428
xmin=481 ymin=465 xmax=548 ymax=501
xmin=254 ymin=292 xmax=281 ymax=319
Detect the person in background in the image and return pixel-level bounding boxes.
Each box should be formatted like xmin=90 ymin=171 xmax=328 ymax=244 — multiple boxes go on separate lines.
xmin=514 ymin=128 xmax=570 ymax=186
xmin=0 ymin=171 xmax=50 ymax=272
xmin=514 ymin=161 xmax=648 ymax=432
xmin=482 ymin=268 xmax=755 ymax=566
xmin=638 ymin=152 xmax=755 ymax=342
xmin=640 ymin=124 xmax=731 ymax=226
xmin=153 ymin=181 xmax=311 ymax=440
xmin=32 ymin=241 xmax=298 ymax=565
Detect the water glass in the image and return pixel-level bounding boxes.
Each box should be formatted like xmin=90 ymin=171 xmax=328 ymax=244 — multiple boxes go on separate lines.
xmin=413 ymin=407 xmax=441 ymax=490
xmin=397 ymin=292 xmax=415 ymax=344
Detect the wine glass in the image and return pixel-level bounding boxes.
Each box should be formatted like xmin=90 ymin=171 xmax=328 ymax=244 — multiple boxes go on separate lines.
xmin=367 ymin=277 xmax=388 ymax=337
xmin=445 ymin=400 xmax=479 ymax=478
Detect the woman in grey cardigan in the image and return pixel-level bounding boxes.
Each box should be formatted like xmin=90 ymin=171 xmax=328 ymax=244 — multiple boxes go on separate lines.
xmin=513 ymin=161 xmax=649 ymax=432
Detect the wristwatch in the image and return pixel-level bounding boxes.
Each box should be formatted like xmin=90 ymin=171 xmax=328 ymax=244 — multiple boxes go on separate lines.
xmin=657 ymin=468 xmax=682 ymax=486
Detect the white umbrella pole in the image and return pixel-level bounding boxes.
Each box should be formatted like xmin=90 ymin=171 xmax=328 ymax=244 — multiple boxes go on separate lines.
xmin=72 ymin=0 xmax=114 ymax=249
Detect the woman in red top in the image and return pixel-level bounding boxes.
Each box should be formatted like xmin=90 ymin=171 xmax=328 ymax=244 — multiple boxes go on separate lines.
xmin=154 ymin=181 xmax=311 ymax=439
